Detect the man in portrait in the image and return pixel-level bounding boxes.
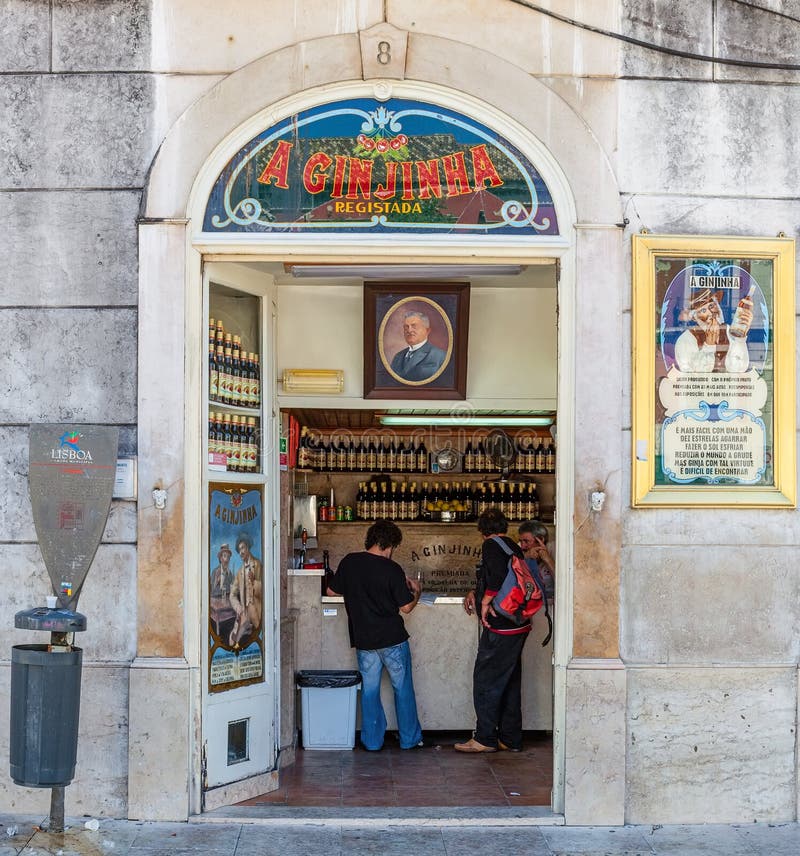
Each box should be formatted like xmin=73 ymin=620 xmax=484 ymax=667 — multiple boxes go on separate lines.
xmin=389 ymin=310 xmax=448 ymax=382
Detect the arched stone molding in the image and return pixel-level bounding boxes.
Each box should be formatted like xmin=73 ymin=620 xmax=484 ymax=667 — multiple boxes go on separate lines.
xmin=143 ymin=32 xmax=621 ymax=226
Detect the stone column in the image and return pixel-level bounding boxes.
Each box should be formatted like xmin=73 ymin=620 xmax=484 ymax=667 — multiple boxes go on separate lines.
xmin=128 ymin=221 xmax=192 ymax=820
xmin=564 ymin=224 xmax=627 ymax=825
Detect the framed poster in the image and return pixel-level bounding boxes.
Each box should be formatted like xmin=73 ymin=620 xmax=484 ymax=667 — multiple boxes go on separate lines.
xmin=364 ymin=282 xmax=469 ymax=399
xmin=208 ymin=484 xmax=265 ymax=692
xmin=632 ymin=234 xmax=795 ymax=507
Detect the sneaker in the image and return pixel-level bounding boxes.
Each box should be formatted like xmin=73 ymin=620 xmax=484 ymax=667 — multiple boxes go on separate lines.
xmin=454 ymin=738 xmax=497 ymax=753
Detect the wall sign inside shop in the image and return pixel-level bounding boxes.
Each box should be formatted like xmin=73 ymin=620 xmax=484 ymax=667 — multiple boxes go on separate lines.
xmin=203 ymin=97 xmax=559 ymax=236
xmin=632 ymin=235 xmax=796 ymax=507
xmin=406 ymin=539 xmax=481 ymax=597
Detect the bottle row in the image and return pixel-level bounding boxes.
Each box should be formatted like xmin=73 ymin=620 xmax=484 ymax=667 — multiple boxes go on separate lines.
xmin=347 ymin=480 xmax=541 ymax=523
xmin=297 ymin=427 xmax=556 ymax=475
xmin=208 ymin=317 xmax=261 ymax=409
xmin=208 ymin=412 xmax=260 ymax=473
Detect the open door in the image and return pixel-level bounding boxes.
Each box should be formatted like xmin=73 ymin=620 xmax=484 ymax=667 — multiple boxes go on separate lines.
xmin=201 ymin=261 xmax=279 ymax=808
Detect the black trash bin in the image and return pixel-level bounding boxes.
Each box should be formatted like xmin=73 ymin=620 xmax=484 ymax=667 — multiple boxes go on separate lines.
xmin=10 ymin=644 xmax=83 ymax=787
xmin=296 ymin=670 xmax=361 ymax=750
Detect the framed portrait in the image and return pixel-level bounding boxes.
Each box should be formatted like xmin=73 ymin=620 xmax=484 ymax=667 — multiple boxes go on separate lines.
xmin=208 ymin=483 xmax=265 ymax=692
xmin=364 ymin=282 xmax=470 ymax=399
xmin=632 ymin=234 xmax=795 ymax=507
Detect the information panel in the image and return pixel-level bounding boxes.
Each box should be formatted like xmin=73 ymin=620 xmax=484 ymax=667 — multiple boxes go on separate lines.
xmin=632 ymin=235 xmax=795 ymax=507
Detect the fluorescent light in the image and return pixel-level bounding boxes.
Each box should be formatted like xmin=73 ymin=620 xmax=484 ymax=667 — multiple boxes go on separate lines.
xmin=289 ymin=264 xmax=524 ymax=279
xmin=281 ymin=369 xmax=344 ymax=394
xmin=378 ymin=415 xmax=553 ymax=427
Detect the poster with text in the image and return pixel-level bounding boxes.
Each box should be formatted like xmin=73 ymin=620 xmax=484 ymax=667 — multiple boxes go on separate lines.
xmin=632 ymin=236 xmax=795 ymax=507
xmin=208 ymin=485 xmax=265 ymax=692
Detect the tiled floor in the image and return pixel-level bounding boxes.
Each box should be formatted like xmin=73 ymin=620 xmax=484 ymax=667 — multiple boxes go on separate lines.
xmin=239 ymin=732 xmax=552 ymax=808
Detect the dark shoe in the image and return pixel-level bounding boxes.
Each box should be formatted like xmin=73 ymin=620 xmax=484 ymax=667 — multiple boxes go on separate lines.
xmin=498 ymin=740 xmax=522 ymax=753
xmin=454 ymin=738 xmax=497 ymax=753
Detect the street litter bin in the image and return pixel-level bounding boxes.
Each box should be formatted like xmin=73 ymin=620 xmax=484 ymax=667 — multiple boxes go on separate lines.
xmin=10 ymin=644 xmax=83 ymax=787
xmin=296 ymin=670 xmax=361 ymax=750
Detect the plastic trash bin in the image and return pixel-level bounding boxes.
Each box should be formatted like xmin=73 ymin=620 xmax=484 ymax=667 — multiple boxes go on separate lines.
xmin=296 ymin=670 xmax=361 ymax=750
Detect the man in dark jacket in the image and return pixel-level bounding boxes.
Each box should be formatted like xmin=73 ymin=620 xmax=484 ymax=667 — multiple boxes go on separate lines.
xmin=389 ymin=310 xmax=447 ymax=382
xmin=456 ymin=507 xmax=530 ymax=753
xmin=328 ymin=519 xmax=423 ymax=751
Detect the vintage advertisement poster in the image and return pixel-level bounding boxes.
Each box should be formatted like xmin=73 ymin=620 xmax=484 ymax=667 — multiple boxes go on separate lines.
xmin=632 ymin=236 xmax=795 ymax=507
xmin=208 ymin=485 xmax=265 ymax=692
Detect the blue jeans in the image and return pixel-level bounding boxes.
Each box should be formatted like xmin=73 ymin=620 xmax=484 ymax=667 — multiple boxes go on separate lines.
xmin=357 ymin=641 xmax=422 ymax=751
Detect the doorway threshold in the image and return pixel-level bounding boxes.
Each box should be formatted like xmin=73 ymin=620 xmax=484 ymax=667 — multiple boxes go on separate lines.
xmin=193 ymin=805 xmax=564 ymax=827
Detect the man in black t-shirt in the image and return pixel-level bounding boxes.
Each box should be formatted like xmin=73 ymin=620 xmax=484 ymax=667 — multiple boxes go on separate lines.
xmin=456 ymin=508 xmax=531 ymax=753
xmin=328 ymin=519 xmax=423 ymax=751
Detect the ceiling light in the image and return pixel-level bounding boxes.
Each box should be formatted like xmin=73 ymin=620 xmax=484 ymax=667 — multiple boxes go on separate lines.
xmin=289 ymin=264 xmax=524 ymax=279
xmin=378 ymin=415 xmax=554 ymax=427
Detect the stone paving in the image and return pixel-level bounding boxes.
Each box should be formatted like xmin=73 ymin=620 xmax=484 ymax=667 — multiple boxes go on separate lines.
xmin=1 ymin=814 xmax=800 ymax=855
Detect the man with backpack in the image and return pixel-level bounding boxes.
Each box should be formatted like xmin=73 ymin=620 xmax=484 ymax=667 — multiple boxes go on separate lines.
xmin=455 ymin=508 xmax=534 ymax=753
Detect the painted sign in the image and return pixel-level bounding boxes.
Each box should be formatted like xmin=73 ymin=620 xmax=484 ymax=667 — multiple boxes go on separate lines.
xmin=632 ymin=235 xmax=796 ymax=507
xmin=28 ymin=424 xmax=119 ymax=610
xmin=657 ymin=261 xmax=770 ymax=486
xmin=405 ymin=537 xmax=481 ymax=596
xmin=204 ymin=97 xmax=558 ymax=236
xmin=208 ymin=485 xmax=265 ymax=692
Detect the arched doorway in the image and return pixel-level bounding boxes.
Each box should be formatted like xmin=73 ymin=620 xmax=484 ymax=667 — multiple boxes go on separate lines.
xmin=132 ymin=33 xmax=623 ymax=821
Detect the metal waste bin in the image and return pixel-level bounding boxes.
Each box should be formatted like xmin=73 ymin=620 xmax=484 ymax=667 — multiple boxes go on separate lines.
xmin=10 ymin=606 xmax=86 ymax=788
xmin=296 ymin=670 xmax=361 ymax=750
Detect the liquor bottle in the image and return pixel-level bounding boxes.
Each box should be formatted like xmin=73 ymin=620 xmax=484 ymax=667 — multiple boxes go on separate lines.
xmin=230 ymin=337 xmax=242 ymax=406
xmin=531 ymin=483 xmax=540 ymax=519
xmin=545 ymin=438 xmax=556 ymax=474
xmin=475 ymin=440 xmax=486 ymax=473
xmin=419 ymin=481 xmax=430 ymax=519
xmin=387 ymin=438 xmax=397 ymax=473
xmin=396 ymin=438 xmax=407 ymax=473
xmin=321 ymin=549 xmax=333 ymax=597
xmin=388 ymin=482 xmax=399 ymax=519
xmin=251 ymin=353 xmax=261 ymax=408
xmin=535 ymin=436 xmax=546 ymax=473
xmin=347 ymin=438 xmax=357 ymax=472
xmin=337 ymin=435 xmax=348 ymax=472
xmin=240 ymin=350 xmax=252 ymax=407
xmin=246 ymin=416 xmax=258 ymax=471
xmin=221 ymin=341 xmax=233 ymax=406
xmin=464 ymin=441 xmax=475 ymax=473
xmin=366 ymin=435 xmax=377 ymax=471
xmin=297 ymin=426 xmax=311 ymax=470
xmin=409 ymin=482 xmax=420 ymax=520
xmin=416 ymin=438 xmax=428 ymax=473
xmin=355 ymin=482 xmax=366 ymax=519
xmin=208 ymin=317 xmax=216 ymax=347
xmin=729 ymin=283 xmax=756 ymax=338
xmin=231 ymin=415 xmax=243 ymax=472
xmin=376 ymin=436 xmax=387 ymax=472
xmin=221 ymin=413 xmax=233 ymax=470
xmin=398 ymin=483 xmax=408 ymax=519
xmin=356 ymin=437 xmax=367 ymax=471
xmin=368 ymin=482 xmax=378 ymax=519
xmin=208 ymin=342 xmax=218 ymax=402
xmin=215 ymin=345 xmax=227 ymax=404
xmin=208 ymin=413 xmax=217 ymax=457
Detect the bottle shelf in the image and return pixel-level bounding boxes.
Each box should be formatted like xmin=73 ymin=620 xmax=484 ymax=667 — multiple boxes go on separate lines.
xmin=208 ymin=401 xmax=262 ymax=416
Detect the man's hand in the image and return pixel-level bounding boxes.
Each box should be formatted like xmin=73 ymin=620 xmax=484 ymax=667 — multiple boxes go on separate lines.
xmin=406 ymin=577 xmax=421 ymax=597
xmin=463 ymin=590 xmax=476 ymax=616
xmin=480 ymin=598 xmax=497 ymax=629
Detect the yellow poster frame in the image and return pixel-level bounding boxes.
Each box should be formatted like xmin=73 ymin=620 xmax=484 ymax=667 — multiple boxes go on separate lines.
xmin=632 ymin=234 xmax=795 ymax=507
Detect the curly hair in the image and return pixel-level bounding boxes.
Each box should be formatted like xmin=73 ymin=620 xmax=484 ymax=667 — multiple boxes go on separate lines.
xmin=365 ymin=518 xmax=403 ymax=550
xmin=477 ymin=507 xmax=508 ymax=536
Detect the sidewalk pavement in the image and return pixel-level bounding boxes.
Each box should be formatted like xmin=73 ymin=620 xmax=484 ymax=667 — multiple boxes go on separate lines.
xmin=1 ymin=813 xmax=800 ymax=855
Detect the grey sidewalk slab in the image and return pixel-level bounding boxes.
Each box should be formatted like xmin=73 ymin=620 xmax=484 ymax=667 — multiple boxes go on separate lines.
xmin=2 ymin=814 xmax=800 ymax=855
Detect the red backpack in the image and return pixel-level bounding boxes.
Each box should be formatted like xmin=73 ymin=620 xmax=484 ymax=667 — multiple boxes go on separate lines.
xmin=489 ymin=535 xmax=545 ymax=628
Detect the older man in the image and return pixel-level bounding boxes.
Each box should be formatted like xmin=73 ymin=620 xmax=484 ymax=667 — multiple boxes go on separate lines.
xmin=389 ymin=310 xmax=447 ymax=382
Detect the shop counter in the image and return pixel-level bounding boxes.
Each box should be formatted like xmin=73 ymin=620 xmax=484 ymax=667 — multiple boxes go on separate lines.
xmin=290 ymin=576 xmax=553 ymax=731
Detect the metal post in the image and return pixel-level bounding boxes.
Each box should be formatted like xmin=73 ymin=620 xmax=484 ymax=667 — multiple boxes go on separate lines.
xmin=49 ymin=785 xmax=65 ymax=833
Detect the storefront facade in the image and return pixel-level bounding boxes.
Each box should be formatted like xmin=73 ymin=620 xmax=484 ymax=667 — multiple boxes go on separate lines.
xmin=1 ymin=0 xmax=799 ymax=826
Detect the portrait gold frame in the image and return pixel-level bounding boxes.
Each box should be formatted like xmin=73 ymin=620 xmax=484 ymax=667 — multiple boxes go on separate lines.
xmin=632 ymin=234 xmax=796 ymax=508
